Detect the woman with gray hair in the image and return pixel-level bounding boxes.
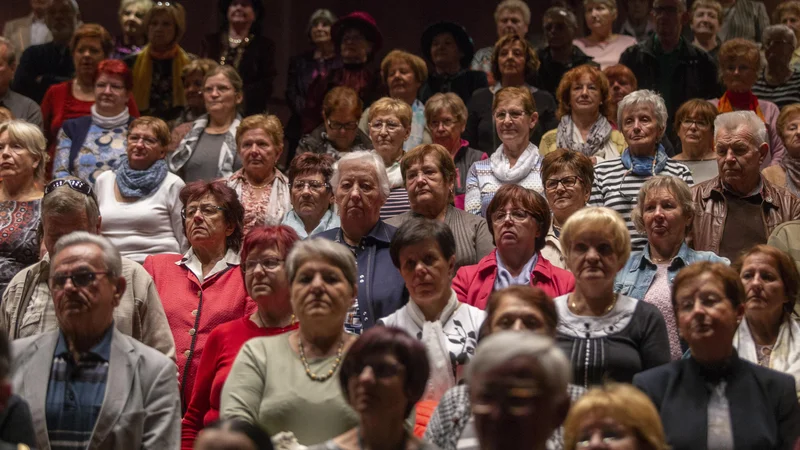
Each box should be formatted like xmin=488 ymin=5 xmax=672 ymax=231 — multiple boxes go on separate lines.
xmin=752 ymin=25 xmax=800 ymax=110
xmin=589 ymin=89 xmax=693 ymax=251
xmin=0 ymin=120 xmax=47 ymax=295
xmin=615 ymin=175 xmax=729 ymax=360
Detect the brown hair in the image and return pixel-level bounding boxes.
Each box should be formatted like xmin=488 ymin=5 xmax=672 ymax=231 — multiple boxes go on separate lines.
xmin=380 ymin=50 xmax=428 ymax=85
xmin=70 ymin=23 xmax=114 ymax=58
xmin=144 ymin=1 xmax=186 ymax=43
xmin=322 ymin=86 xmax=363 ymax=120
xmin=733 ymin=245 xmax=800 ymax=318
xmin=179 ymin=180 xmax=245 ymax=251
xmin=691 ymin=0 xmax=722 ymax=20
xmin=555 ymin=64 xmax=612 ymax=120
xmin=424 ymin=92 xmax=468 ymax=125
xmin=719 ymin=38 xmax=762 ymax=74
xmin=235 ymin=114 xmax=284 ymax=150
xmin=773 ymin=1 xmax=800 ymax=25
xmin=400 ymin=144 xmax=457 ymax=199
xmin=603 ymin=64 xmax=638 ymax=91
xmin=0 ymin=107 xmax=12 ymax=122
xmin=181 ymin=58 xmax=218 ymax=83
xmin=674 ymin=99 xmax=719 ymax=131
xmin=287 ymin=152 xmax=336 ymax=187
xmin=671 ymin=261 xmax=745 ymax=311
xmin=493 ymin=86 xmax=537 ymax=115
xmin=491 ymin=34 xmax=540 ymax=85
xmin=479 ymin=285 xmax=558 ymax=340
xmin=204 ymin=64 xmax=244 ymax=95
xmin=485 ymin=184 xmax=551 ymax=252
xmin=777 ymin=104 xmax=800 ymax=142
xmin=540 ymin=148 xmax=594 ymax=190
xmin=129 ymin=116 xmax=170 ymax=147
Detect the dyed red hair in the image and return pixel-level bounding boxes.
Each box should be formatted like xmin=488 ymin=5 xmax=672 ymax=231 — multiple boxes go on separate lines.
xmin=96 ymin=59 xmax=133 ymax=91
xmin=240 ymin=226 xmax=301 ymax=276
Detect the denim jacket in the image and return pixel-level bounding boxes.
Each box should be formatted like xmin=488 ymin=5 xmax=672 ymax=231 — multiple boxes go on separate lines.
xmin=614 ymin=242 xmax=729 ymax=300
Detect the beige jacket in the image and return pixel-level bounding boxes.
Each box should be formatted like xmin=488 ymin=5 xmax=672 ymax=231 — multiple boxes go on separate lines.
xmin=2 ymin=13 xmax=52 ymax=54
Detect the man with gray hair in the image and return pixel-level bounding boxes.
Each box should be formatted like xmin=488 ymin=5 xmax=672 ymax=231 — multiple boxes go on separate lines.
xmin=10 ymin=231 xmax=180 ymax=450
xmin=536 ymin=6 xmax=597 ymax=97
xmin=690 ymin=111 xmax=800 ymax=261
xmin=0 ymin=178 xmax=175 ymax=359
xmin=0 ymin=37 xmax=42 ymax=128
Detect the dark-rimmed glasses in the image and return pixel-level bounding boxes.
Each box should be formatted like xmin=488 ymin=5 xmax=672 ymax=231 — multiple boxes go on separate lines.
xmin=544 ymin=176 xmax=580 ymax=191
xmin=50 ymin=271 xmax=111 ymax=290
xmin=244 ymin=258 xmax=284 ymax=272
xmin=491 ymin=210 xmax=531 ymax=224
xmin=327 ymin=119 xmax=358 ymax=131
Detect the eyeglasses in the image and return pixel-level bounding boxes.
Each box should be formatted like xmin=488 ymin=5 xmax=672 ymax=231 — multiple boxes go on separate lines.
xmin=50 ymin=271 xmax=111 ymax=290
xmin=181 ymin=204 xmax=226 ymax=219
xmin=203 ymin=85 xmax=232 ymax=95
xmin=327 ymin=119 xmax=358 ymax=131
xmin=681 ymin=119 xmax=711 ymax=130
xmin=290 ymin=180 xmax=329 ymax=192
xmin=353 ymin=361 xmax=404 ymax=379
xmin=491 ymin=209 xmax=531 ymax=224
xmin=244 ymin=258 xmax=283 ymax=272
xmin=429 ymin=119 xmax=456 ymax=129
xmin=545 ymin=175 xmax=580 ymax=191
xmin=128 ymin=134 xmax=160 ymax=147
xmin=653 ymin=5 xmax=679 ymax=15
xmin=45 ymin=179 xmax=98 ymax=204
xmin=494 ymin=109 xmax=527 ymax=122
xmin=370 ymin=120 xmax=403 ymax=132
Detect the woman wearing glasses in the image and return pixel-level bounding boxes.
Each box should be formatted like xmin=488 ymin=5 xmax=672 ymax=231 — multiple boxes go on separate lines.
xmin=182 ymin=225 xmax=300 ymax=450
xmin=368 ymin=97 xmax=413 ymax=220
xmin=454 ymin=184 xmax=574 ymax=310
xmin=298 ymin=87 xmax=373 ymax=158
xmin=763 ymin=105 xmax=800 ymax=197
xmin=95 ymin=116 xmax=188 ymax=264
xmin=282 ymin=153 xmax=338 ymax=239
xmin=143 ymin=180 xmax=254 ymax=409
xmin=672 ymin=99 xmax=719 ymax=184
xmin=225 ymin=114 xmax=290 ymax=235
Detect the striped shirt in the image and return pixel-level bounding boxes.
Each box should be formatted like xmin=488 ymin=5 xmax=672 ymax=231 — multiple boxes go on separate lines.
xmin=464 ymin=157 xmax=545 ymax=217
xmin=379 ymin=188 xmax=411 ymax=221
xmin=752 ymin=70 xmax=800 ymax=111
xmin=589 ymin=158 xmax=693 ymax=251
xmin=718 ymin=0 xmax=769 ymax=43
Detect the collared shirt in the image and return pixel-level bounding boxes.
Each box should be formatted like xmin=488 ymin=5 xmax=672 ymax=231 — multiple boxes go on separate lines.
xmin=281 ymin=208 xmax=340 ymax=239
xmin=45 ymin=325 xmax=114 ymax=450
xmin=18 ymin=254 xmax=56 ymax=339
xmin=177 ymin=247 xmax=240 ymax=283
xmin=0 ymin=89 xmax=43 ymax=129
xmin=494 ymin=252 xmax=538 ymax=291
xmin=723 ymin=178 xmax=764 ymax=198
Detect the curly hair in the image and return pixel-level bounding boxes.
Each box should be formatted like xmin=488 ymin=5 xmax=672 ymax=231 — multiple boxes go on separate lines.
xmin=491 ymin=34 xmax=540 ymax=85
xmin=555 ymin=64 xmax=612 ymax=120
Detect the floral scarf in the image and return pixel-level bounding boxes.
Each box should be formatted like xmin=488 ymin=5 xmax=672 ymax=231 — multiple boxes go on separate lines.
xmin=556 ymin=114 xmax=613 ymax=157
xmin=115 ymin=155 xmax=168 ymax=199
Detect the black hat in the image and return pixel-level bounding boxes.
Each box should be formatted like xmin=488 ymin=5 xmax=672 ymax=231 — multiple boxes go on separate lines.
xmin=421 ymin=21 xmax=475 ymax=69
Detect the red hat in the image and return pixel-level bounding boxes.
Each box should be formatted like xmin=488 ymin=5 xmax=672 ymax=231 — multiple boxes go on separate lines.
xmin=332 ymin=11 xmax=383 ymax=54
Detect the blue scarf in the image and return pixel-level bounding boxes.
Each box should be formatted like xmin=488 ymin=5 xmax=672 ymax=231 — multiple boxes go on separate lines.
xmin=115 ymin=155 xmax=168 ymax=199
xmin=621 ymin=144 xmax=669 ymax=176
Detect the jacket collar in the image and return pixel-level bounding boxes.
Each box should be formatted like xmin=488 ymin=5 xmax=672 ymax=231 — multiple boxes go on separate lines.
xmin=633 ymin=241 xmax=691 ymax=270
xmin=640 ymin=34 xmax=691 ymax=58
xmin=703 ymin=175 xmax=777 ymax=205
xmin=478 ymin=249 xmax=556 ymax=281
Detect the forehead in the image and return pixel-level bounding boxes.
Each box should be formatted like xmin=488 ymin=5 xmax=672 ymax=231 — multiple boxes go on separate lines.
xmin=241 ymin=128 xmax=270 ymax=140
xmin=496 ymin=97 xmax=525 ymax=110
xmin=694 ymin=6 xmax=717 ymax=15
xmin=409 ymin=153 xmax=442 ymax=169
xmin=432 ymin=32 xmax=456 ymax=43
xmin=343 ymin=28 xmax=365 ymax=38
xmin=676 ymin=272 xmax=726 ymax=297
xmin=622 ymin=103 xmax=655 ymax=119
xmin=205 ymin=73 xmax=233 ymax=86
xmin=388 ymin=60 xmax=412 ymax=71
xmin=150 ymin=10 xmax=175 ymax=23
xmin=500 ymin=40 xmax=525 ymax=51
xmin=338 ymin=160 xmax=378 ymax=181
xmin=372 ymin=112 xmax=400 ymax=122
xmin=130 ymin=124 xmax=156 ymax=135
xmin=498 ymin=9 xmax=524 ymax=19
xmin=52 ymin=243 xmax=105 ymax=269
xmin=187 ymin=193 xmax=221 ymax=206
xmin=715 ymin=125 xmax=756 ymax=144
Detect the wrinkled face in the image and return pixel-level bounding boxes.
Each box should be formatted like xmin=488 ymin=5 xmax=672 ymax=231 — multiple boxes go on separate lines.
xmin=498 ymin=41 xmax=526 ymax=78
xmin=183 ymin=71 xmax=206 ymax=110
xmin=496 ymin=9 xmax=529 ymax=37
xmin=675 ymin=272 xmax=743 ymax=351
xmin=46 ymin=0 xmax=78 ymax=41
xmin=120 ymin=4 xmax=147 ymax=37
xmin=566 ymin=229 xmax=622 ymax=287
xmin=340 ymin=28 xmax=370 ymax=63
xmin=740 ymin=253 xmax=790 ymax=326
xmin=691 ymin=7 xmax=720 ymax=37
xmin=429 ymin=109 xmax=466 ymax=151
xmin=608 ymin=76 xmax=634 ymax=105
xmin=405 ymin=154 xmax=452 ymax=214
xmin=148 ymin=11 xmax=178 ymax=48
xmin=94 ymin=74 xmax=128 ymax=113
xmin=290 ymin=171 xmax=333 ymax=223
xmin=489 ymin=294 xmax=552 ymax=335
xmin=642 ymin=187 xmax=689 ymax=246
xmin=0 ymin=131 xmax=40 ymax=181
xmin=764 ymin=36 xmax=795 ymax=67
xmin=398 ymin=239 xmax=455 ymax=306
xmin=183 ymin=193 xmax=234 ymax=249
xmin=194 ymin=428 xmax=257 ymax=450
xmin=73 ymin=37 xmax=105 ymax=80
xmin=204 ymin=73 xmax=242 ymax=116
xmin=227 ymin=0 xmax=255 ymax=28
xmin=585 ymin=2 xmax=617 ymax=32
xmin=347 ymin=353 xmax=408 ymax=416
xmin=677 ymin=113 xmax=714 ymax=149
xmin=369 ymin=113 xmax=409 ymax=162
xmin=311 ymin=20 xmax=332 ymax=45
xmin=721 ymin=56 xmax=759 ymax=92
xmin=781 ymin=12 xmax=800 ymax=39
xmin=290 ymin=259 xmax=354 ymax=323
xmin=715 ymin=125 xmax=764 ymax=189
xmin=574 ymin=414 xmax=640 ymax=449
xmin=628 ymin=0 xmax=652 ymax=21
xmin=544 ymin=168 xmax=590 ymax=218
xmin=570 ymin=73 xmax=602 ymax=117
xmin=126 ymin=124 xmax=166 ymax=170
xmin=386 ymin=61 xmax=421 ymax=100
xmin=494 ymin=97 xmax=537 ymax=149
xmin=430 ymin=32 xmax=462 ymax=68
xmin=323 ymin=107 xmax=360 ymax=152
xmin=491 ymin=202 xmax=539 ymax=260
xmin=43 ymin=211 xmax=94 ymax=256
xmin=780 ymin=113 xmax=800 ymax=158
xmin=334 ymin=161 xmax=384 ymax=227
xmin=543 ymin=16 xmax=574 ymax=48
xmin=244 ymin=244 xmax=289 ymax=303
xmin=620 ymin=104 xmax=660 ymax=154
xmin=653 ymin=0 xmax=684 ymax=42
xmin=238 ymin=128 xmax=281 ymax=177
xmin=0 ymin=45 xmax=13 ymax=95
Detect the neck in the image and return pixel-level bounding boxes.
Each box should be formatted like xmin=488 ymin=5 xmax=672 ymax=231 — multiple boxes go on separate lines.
xmin=727 ymin=177 xmax=760 ymax=196
xmin=435 ymin=61 xmax=461 ymax=76
xmin=571 ymin=284 xmax=616 ymax=316
xmin=501 ymin=74 xmax=525 ymax=87
xmin=299 ymin=328 xmax=341 ymax=357
xmin=679 ymin=142 xmax=715 ymax=159
xmin=766 ymin=64 xmax=792 ymax=82
xmin=245 ymin=168 xmax=275 ymax=187
xmin=96 ymin=105 xmax=125 ymax=118
xmin=549 ymin=43 xmax=573 ymax=63
xmin=692 ymin=346 xmax=735 ymax=366
xmin=573 ymin=111 xmax=598 ymax=131
xmin=150 ymin=42 xmax=173 ymax=53
xmin=397 ymin=93 xmax=417 ymax=107
xmin=314 ymin=41 xmax=335 ymax=58
xmin=124 ymin=33 xmax=146 ymax=47
xmin=229 ymin=23 xmax=251 ymax=39
xmin=630 ymin=145 xmax=657 ymax=158
xmin=504 ymin=141 xmax=528 ymax=164
xmin=341 ymin=222 xmax=374 ymax=246
xmin=416 ymin=202 xmax=448 ymax=221
xmin=208 ymin=112 xmax=235 ymax=130
xmin=253 ymin=301 xmax=294 ymax=328
xmin=64 ymin=325 xmax=110 ymax=357
xmin=380 ymin=147 xmax=404 ymax=167
xmin=53 ymin=35 xmax=71 ymax=46
xmin=649 ymin=239 xmax=683 ymax=263
xmin=499 ymin=248 xmax=535 ymax=277
xmin=553 ymin=208 xmax=577 ymax=229
xmin=75 ymin=76 xmax=94 ymax=91
xmin=192 ymin=244 xmax=227 ymax=271
xmin=0 ymin=174 xmax=39 ymax=201
xmin=32 ymin=9 xmax=46 ymax=20
xmin=747 ymin=314 xmax=782 ymax=346
xmin=659 ymin=35 xmax=680 ymax=53
xmin=592 ymin=28 xmax=613 ymax=42
xmin=693 ymin=34 xmax=717 ymax=51
xmin=359 ymin=418 xmax=407 ymax=450
xmin=299 ymin=209 xmax=328 ymax=234
xmin=417 ymin=290 xmax=452 ymax=322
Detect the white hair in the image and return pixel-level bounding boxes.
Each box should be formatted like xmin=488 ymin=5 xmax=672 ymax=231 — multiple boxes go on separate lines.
xmin=286 ymin=238 xmax=357 ymax=287
xmin=617 ymin=89 xmax=669 ymax=138
xmin=714 ymin=111 xmax=768 ymax=147
xmin=52 ymin=231 xmax=122 ymax=278
xmin=764 ymin=24 xmax=798 ymax=49
xmin=330 ymin=150 xmax=391 ymax=200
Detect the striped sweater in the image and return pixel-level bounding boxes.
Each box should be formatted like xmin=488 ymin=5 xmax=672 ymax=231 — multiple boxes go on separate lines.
xmin=752 ymin=70 xmax=800 ymax=111
xmin=464 ymin=156 xmax=544 ymax=217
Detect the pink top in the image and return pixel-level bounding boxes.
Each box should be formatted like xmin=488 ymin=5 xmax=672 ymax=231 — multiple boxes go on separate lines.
xmin=573 ymin=35 xmax=637 ymax=69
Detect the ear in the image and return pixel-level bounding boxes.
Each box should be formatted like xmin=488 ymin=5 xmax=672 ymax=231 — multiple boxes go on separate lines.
xmin=403 ymin=124 xmax=412 ymax=141
xmin=225 ymin=221 xmax=235 ymax=237
xmin=235 ymin=91 xmax=244 ymax=105
xmin=529 ymin=112 xmax=539 ymax=130
xmin=448 ymin=254 xmax=456 ymax=279
xmin=582 ymin=186 xmax=591 ymax=203
xmin=758 ymin=142 xmax=769 ymax=165
xmin=113 ymin=276 xmax=126 ymax=307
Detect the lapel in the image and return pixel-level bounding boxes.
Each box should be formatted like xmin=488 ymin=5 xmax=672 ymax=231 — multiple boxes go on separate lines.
xmin=89 ymin=329 xmax=136 ymax=448
xmin=18 ymin=15 xmax=33 ymax=51
xmin=19 ymin=331 xmax=58 ymax=450
xmin=475 ymin=251 xmax=499 ymax=309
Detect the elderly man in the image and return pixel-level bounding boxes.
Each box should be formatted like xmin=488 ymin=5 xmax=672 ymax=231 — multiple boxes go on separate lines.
xmin=11 ymin=232 xmax=180 ymax=450
xmin=0 ymin=37 xmax=43 ymax=128
xmin=0 ymin=178 xmax=175 ymax=358
xmin=317 ymin=151 xmax=408 ymax=333
xmin=620 ymin=0 xmax=656 ymax=41
xmin=536 ymin=7 xmax=597 ymax=97
xmin=691 ymin=111 xmax=800 ymax=261
xmin=2 ymin=0 xmax=53 ymax=54
xmin=11 ymin=0 xmax=79 ymax=103
xmin=470 ymin=0 xmax=530 ymax=86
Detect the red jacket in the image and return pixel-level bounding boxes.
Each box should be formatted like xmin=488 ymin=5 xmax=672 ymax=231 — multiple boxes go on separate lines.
xmin=452 ymin=250 xmax=575 ymax=309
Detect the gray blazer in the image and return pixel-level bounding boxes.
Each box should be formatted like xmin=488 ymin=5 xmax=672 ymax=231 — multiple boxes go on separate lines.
xmin=10 ymin=328 xmax=181 ymax=450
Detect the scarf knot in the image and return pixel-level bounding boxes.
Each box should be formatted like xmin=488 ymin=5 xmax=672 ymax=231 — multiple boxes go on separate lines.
xmin=556 ymin=114 xmax=613 ymax=157
xmin=490 ymin=142 xmax=541 ymax=183
xmin=115 ymin=155 xmax=168 ymax=199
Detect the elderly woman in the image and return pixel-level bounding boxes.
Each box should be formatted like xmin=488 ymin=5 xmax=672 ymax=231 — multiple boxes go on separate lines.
xmin=226 ymin=114 xmax=290 ymax=234
xmin=220 ymin=238 xmax=360 ymax=445
xmin=308 ymin=327 xmax=435 ymax=450
xmin=170 ymin=58 xmax=218 ymax=141
xmin=418 ymin=21 xmax=488 ymax=105
xmin=752 ymin=25 xmax=800 ymax=110
xmin=590 ymin=90 xmax=693 ymax=251
xmin=690 ymin=0 xmax=722 ymax=62
xmin=298 ymin=86 xmax=372 ymax=158
xmin=774 ymin=1 xmax=800 ymax=66
xmin=470 ymin=0 xmax=532 ymax=85
xmin=615 ymin=176 xmax=729 ymax=360
xmin=558 ymin=207 xmax=670 ymax=386
xmin=455 ymin=184 xmax=575 ymax=309
xmin=574 ymin=0 xmax=636 ymax=69
xmin=603 ymin=64 xmax=637 ymax=126
xmin=182 ymin=226 xmax=301 ymax=449
xmin=465 ymin=87 xmax=545 ymax=217
xmin=424 ymin=93 xmax=486 ymax=209
xmin=318 ymin=151 xmax=408 ymax=333
xmin=386 ymin=144 xmax=493 ymax=271
xmin=201 ymin=0 xmax=276 ymax=116
xmin=95 ymin=116 xmax=187 ymax=263
xmin=53 ymin=59 xmax=136 ymax=184
xmin=143 ymin=180 xmax=253 ymax=408
xmin=563 ymin=383 xmax=669 ymax=450
xmin=540 ymin=149 xmax=594 ymax=269
xmin=539 ymin=64 xmax=625 ymax=164
xmin=763 ymin=104 xmax=800 ymax=197
xmin=128 ymin=1 xmax=192 ymax=121
xmin=113 ymin=0 xmax=152 ymax=59
xmin=282 ymin=152 xmax=339 ymax=238
xmin=633 ymin=262 xmax=800 ymax=449
xmin=465 ymin=34 xmax=557 ymax=153
xmin=168 ymin=65 xmax=243 ymax=182
xmin=359 ymin=51 xmax=431 ymax=150
xmin=711 ymin=38 xmax=786 ymax=168
xmin=672 ymin=99 xmax=719 ymax=183
xmin=734 ymin=245 xmax=800 ymax=397
xmin=381 ymin=218 xmax=486 ymax=397
xmin=367 ymin=97 xmax=412 ymax=220
xmin=0 ymin=120 xmax=46 ymax=295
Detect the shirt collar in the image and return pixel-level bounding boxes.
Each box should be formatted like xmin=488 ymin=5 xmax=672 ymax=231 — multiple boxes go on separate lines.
xmin=335 ymin=220 xmax=393 ymax=246
xmin=55 ymin=323 xmax=115 ymax=362
xmin=178 ymin=247 xmax=241 ymax=281
xmin=640 ymin=241 xmax=690 ymax=268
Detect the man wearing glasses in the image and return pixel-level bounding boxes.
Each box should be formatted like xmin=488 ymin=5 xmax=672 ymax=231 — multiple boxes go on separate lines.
xmin=10 ymin=231 xmax=180 ymax=449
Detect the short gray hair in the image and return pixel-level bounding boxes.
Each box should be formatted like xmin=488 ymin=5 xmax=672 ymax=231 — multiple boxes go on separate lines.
xmin=331 ymin=150 xmax=391 ymax=200
xmin=43 ymin=176 xmax=100 ymax=230
xmin=52 ymin=231 xmax=122 ymax=278
xmin=715 ymin=111 xmax=768 ymax=147
xmin=0 ymin=120 xmax=48 ymax=180
xmin=543 ymin=6 xmax=578 ymax=31
xmin=631 ymin=175 xmax=695 ymax=235
xmin=763 ymin=24 xmax=798 ymax=49
xmin=617 ymin=89 xmax=669 ymax=138
xmin=0 ymin=37 xmax=16 ymax=67
xmin=286 ymin=238 xmax=357 ymax=288
xmin=51 ymin=0 xmax=81 ymax=16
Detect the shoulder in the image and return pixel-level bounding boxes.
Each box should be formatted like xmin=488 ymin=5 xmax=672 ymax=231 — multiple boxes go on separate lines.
xmin=592 ymin=158 xmax=625 ymax=176
xmin=692 ymin=177 xmax=718 ymax=195
xmin=121 ymin=256 xmax=156 ymax=280
xmin=95 ymin=170 xmax=115 ymax=186
xmin=770 ymin=219 xmax=800 ymax=238
xmin=742 ymin=358 xmax=797 ymax=391
xmin=469 ymin=88 xmax=493 ymax=104
xmin=633 ymin=360 xmax=683 ymax=388
xmin=687 ymin=248 xmax=729 ymax=264
xmin=385 ymin=211 xmax=411 ymax=228
xmin=632 ymin=298 xmax=664 ymax=318
xmin=6 ymin=260 xmax=40 ymax=289
xmin=122 ymin=332 xmax=173 ymax=368
xmin=142 ymin=253 xmax=184 ymax=271
xmin=11 ymin=330 xmax=58 ymax=363
xmin=532 ymin=89 xmax=556 ymax=105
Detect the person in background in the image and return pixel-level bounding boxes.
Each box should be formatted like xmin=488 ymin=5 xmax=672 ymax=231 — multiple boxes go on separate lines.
xmin=297 ymin=86 xmax=372 ymax=159
xmin=0 ymin=329 xmax=37 ymax=448
xmin=633 ymin=262 xmax=800 ymax=449
xmin=773 ymin=0 xmax=800 ymax=67
xmin=0 ymin=38 xmax=42 ymax=128
xmin=769 ymin=221 xmax=800 ymax=277
xmin=717 ymin=0 xmax=769 ymax=43
xmin=2 ymin=0 xmax=53 ymax=55
xmin=359 ymin=50 xmax=431 ymax=150
xmin=424 ymin=93 xmax=486 ymax=209
xmin=764 ymin=104 xmax=800 ymax=197
xmin=226 ymin=114 xmax=290 ymax=234
xmin=201 ymin=0 xmax=276 ymax=117
xmin=690 ymin=0 xmax=722 ymax=61
xmin=752 ymin=25 xmax=800 ymax=110
xmin=181 ymin=226 xmax=300 ymax=449
xmin=113 ymin=0 xmax=152 ymax=59
xmin=418 ymin=21 xmax=488 ymax=105
xmin=281 ymin=152 xmax=339 ymax=239
xmin=602 ymin=63 xmax=637 ymax=126
xmin=574 ymin=0 xmax=637 ymax=69
xmin=672 ymin=99 xmax=719 ymax=183
xmin=690 ymin=111 xmax=800 ymax=261
xmin=194 ymin=419 xmax=274 ymax=450
xmin=95 ymin=116 xmax=187 ymax=263
xmin=620 ymin=0 xmax=656 ymax=41
xmin=537 ymin=7 xmax=597 ymax=98
xmin=470 ymin=0 xmax=530 ymax=86
xmin=11 ymin=0 xmax=78 ymax=104
xmin=367 ymin=97 xmax=412 ymax=220
xmin=170 ymin=58 xmax=218 ymax=149
xmin=0 ymin=108 xmax=11 ymax=123
xmin=562 ymin=383 xmax=669 ymax=450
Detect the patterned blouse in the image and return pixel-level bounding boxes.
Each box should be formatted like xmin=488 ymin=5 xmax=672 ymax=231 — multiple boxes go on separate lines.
xmin=53 ymin=123 xmax=128 ymax=185
xmin=0 ymin=199 xmax=41 ymax=296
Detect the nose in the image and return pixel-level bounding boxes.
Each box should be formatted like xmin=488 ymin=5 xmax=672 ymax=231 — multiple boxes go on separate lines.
xmin=580 ymin=85 xmax=590 ymax=96
xmin=358 ymin=365 xmax=375 ymax=383
xmin=511 ymin=318 xmax=526 ymax=331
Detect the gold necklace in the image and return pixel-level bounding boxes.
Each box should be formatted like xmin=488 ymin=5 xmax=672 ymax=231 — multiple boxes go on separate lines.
xmin=299 ymin=336 xmax=345 ymax=382
xmin=570 ymin=294 xmax=617 ymax=315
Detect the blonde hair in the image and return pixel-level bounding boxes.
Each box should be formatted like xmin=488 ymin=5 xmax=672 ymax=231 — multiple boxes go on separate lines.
xmin=631 ymin=175 xmax=695 ymax=235
xmin=129 ymin=116 xmax=170 ymax=148
xmin=0 ymin=120 xmax=48 ymax=181
xmin=118 ymin=0 xmax=153 ymax=18
xmin=561 ymin=207 xmax=631 ymax=265
xmin=778 ymin=104 xmax=800 ymax=142
xmin=424 ymin=93 xmax=468 ymax=125
xmin=236 ymin=114 xmax=284 ymax=150
xmin=144 ymin=1 xmax=186 ymax=44
xmin=368 ymin=97 xmax=413 ymax=128
xmin=493 ymin=86 xmax=537 ymax=115
xmin=380 ymin=50 xmax=428 ymax=85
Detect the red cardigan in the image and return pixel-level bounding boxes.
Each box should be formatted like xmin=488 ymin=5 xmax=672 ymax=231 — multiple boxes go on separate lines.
xmin=181 ymin=316 xmax=298 ymax=449
xmin=142 ymin=253 xmax=255 ymax=406
xmin=452 ymin=250 xmax=575 ymax=309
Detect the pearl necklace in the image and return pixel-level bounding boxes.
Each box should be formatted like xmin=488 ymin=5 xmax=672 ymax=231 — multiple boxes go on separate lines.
xmin=299 ymin=337 xmax=345 ymax=382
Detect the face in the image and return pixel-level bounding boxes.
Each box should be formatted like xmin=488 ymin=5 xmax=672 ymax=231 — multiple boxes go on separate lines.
xmin=585 ymin=2 xmax=617 ymax=33
xmin=715 ymin=125 xmax=766 ymax=192
xmin=184 ymin=194 xmax=234 ymax=249
xmin=430 ymin=32 xmax=462 ymax=68
xmin=204 ymin=73 xmax=242 ymax=116
xmin=399 ymin=239 xmax=455 ymax=305
xmin=781 ymin=114 xmax=800 ymax=158
xmin=653 ymin=0 xmax=685 ymax=42
xmin=0 ymin=45 xmax=13 ymax=95
xmin=46 ymin=0 xmax=77 ymax=41
xmin=642 ymin=187 xmax=689 ymax=246
xmin=148 ymin=11 xmax=178 ymax=48
xmin=73 ymin=37 xmax=105 ymax=80
xmin=386 ymin=61 xmax=421 ymax=100
xmin=120 ymin=4 xmax=147 ymax=37
xmin=0 ymin=131 xmax=40 ymax=181
xmin=570 ymin=74 xmax=602 ymax=117
xmin=94 ymin=74 xmax=128 ymax=113
xmin=494 ymin=98 xmax=537 ymax=149
xmin=238 ymin=128 xmax=281 ymax=177
xmin=496 ymin=9 xmax=529 ymax=37
xmin=490 ymin=295 xmax=552 ymax=335
xmin=290 ymin=259 xmax=354 ymax=323
xmin=544 ymin=168 xmax=590 ymax=219
xmin=677 ymin=112 xmax=714 ymax=149
xmin=405 ymin=154 xmax=452 ymax=213
xmin=782 ymin=13 xmax=800 ymax=39
xmin=691 ymin=7 xmax=720 ymax=37
xmin=765 ymin=37 xmax=795 ymax=67
xmin=31 ymin=0 xmax=52 ymax=14
xmin=574 ymin=414 xmax=640 ymax=450
xmin=721 ymin=56 xmax=759 ymax=92
xmin=126 ymin=124 xmax=166 ymax=170
xmin=340 ymin=28 xmax=370 ymax=63
xmin=628 ymin=0 xmax=652 ymax=21
xmin=244 ymin=245 xmax=289 ymax=304
xmin=347 ymin=353 xmax=408 ymax=416
xmin=675 ymin=272 xmax=743 ymax=350
xmin=227 ymin=0 xmax=255 ymax=28
xmin=183 ymin=71 xmax=205 ymax=110
xmin=43 ymin=212 xmax=95 ymax=256
xmin=740 ymin=253 xmax=790 ymax=325
xmin=324 ymin=107 xmax=360 ymax=151
xmin=311 ymin=20 xmax=332 ymax=45
xmin=369 ymin=113 xmax=409 ymax=162
xmin=498 ymin=41 xmax=526 ymax=78
xmin=608 ymin=76 xmax=634 ymax=105
xmin=491 ymin=202 xmax=540 ymax=260
xmin=543 ymin=16 xmax=574 ymax=48
xmin=194 ymin=429 xmax=257 ymax=450
xmin=291 ymin=171 xmax=333 ymax=222
xmin=620 ymin=104 xmax=660 ymax=154
xmin=566 ymin=229 xmax=623 ymax=287
xmin=334 ymin=161 xmax=385 ymax=227
xmin=429 ymin=109 xmax=465 ymax=150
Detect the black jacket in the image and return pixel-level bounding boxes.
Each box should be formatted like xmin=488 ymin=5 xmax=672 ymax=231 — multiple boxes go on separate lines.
xmin=418 ymin=70 xmax=488 ymax=106
xmin=0 ymin=394 xmax=36 ymax=448
xmin=11 ymin=42 xmax=74 ymax=104
xmin=536 ymin=46 xmax=597 ymax=97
